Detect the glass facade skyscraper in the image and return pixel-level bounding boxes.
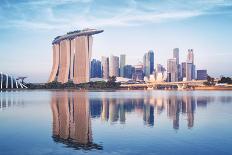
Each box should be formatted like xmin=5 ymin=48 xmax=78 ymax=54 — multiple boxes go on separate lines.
xmin=143 ymin=50 xmax=154 ymax=77
xmin=120 ymin=54 xmax=126 ymax=77
xmin=90 ymin=59 xmax=102 ymax=78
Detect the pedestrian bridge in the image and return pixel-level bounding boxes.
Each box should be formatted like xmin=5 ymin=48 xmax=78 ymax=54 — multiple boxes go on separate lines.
xmin=121 ymin=80 xmax=207 ymax=89
xmin=0 ymin=72 xmax=27 ymax=89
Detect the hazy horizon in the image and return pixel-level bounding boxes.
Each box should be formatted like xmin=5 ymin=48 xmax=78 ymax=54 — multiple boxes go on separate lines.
xmin=0 ymin=0 xmax=232 ymax=82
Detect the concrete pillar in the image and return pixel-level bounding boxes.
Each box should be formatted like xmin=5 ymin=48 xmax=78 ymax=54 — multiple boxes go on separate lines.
xmin=15 ymin=80 xmax=18 ymax=88
xmin=11 ymin=76 xmax=14 ymax=89
xmin=6 ymin=74 xmax=8 ymax=89
xmin=48 ymin=44 xmax=60 ymax=83
xmin=0 ymin=72 xmax=2 ymax=89
xmin=57 ymin=40 xmax=70 ymax=83
xmin=73 ymin=36 xmax=91 ymax=84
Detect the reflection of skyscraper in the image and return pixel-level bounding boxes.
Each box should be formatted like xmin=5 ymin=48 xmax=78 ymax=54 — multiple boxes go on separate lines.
xmin=197 ymin=97 xmax=208 ymax=108
xmin=109 ymin=98 xmax=119 ymax=122
xmin=101 ymin=95 xmax=109 ymax=121
xmin=143 ymin=104 xmax=154 ymax=126
xmin=119 ymin=103 xmax=126 ymax=123
xmin=167 ymin=96 xmax=180 ymax=129
xmin=182 ymin=96 xmax=195 ymax=128
xmin=90 ymin=99 xmax=102 ymax=118
xmin=51 ymin=91 xmax=102 ymax=150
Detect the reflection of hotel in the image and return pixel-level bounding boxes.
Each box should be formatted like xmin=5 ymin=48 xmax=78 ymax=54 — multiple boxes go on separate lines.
xmin=51 ymin=91 xmax=102 ymax=150
xmin=48 ymin=29 xmax=103 ymax=84
xmin=50 ymin=91 xmax=213 ymax=145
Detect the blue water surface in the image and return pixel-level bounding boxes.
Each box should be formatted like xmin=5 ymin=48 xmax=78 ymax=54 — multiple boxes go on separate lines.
xmin=0 ymin=90 xmax=232 ymax=155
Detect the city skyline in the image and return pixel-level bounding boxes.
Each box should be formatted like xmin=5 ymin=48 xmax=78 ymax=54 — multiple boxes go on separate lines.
xmin=0 ymin=0 xmax=232 ymax=82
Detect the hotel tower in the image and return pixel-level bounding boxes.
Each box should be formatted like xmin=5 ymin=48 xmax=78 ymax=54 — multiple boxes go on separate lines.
xmin=48 ymin=29 xmax=103 ymax=84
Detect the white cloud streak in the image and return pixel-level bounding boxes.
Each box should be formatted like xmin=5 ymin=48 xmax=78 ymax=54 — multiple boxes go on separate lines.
xmin=0 ymin=0 xmax=232 ymax=30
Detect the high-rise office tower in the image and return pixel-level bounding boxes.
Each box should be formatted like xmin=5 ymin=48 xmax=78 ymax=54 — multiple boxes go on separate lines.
xmin=167 ymin=58 xmax=178 ymax=82
xmin=181 ymin=62 xmax=187 ymax=79
xmin=173 ymin=48 xmax=179 ymax=65
xmin=187 ymin=49 xmax=194 ymax=64
xmin=186 ymin=49 xmax=195 ymax=80
xmin=124 ymin=65 xmax=135 ymax=79
xmin=48 ymin=29 xmax=103 ymax=84
xmin=186 ymin=62 xmax=193 ymax=81
xmin=90 ymin=59 xmax=102 ymax=78
xmin=109 ymin=55 xmax=119 ymax=77
xmin=192 ymin=64 xmax=196 ymax=80
xmin=101 ymin=56 xmax=109 ymax=80
xmin=120 ymin=54 xmax=126 ymax=77
xmin=132 ymin=62 xmax=144 ymax=81
xmin=143 ymin=50 xmax=154 ymax=77
xmin=173 ymin=48 xmax=181 ymax=81
xmin=154 ymin=64 xmax=166 ymax=82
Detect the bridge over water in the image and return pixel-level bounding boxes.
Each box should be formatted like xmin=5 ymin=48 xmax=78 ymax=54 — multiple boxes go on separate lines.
xmin=121 ymin=80 xmax=207 ymax=90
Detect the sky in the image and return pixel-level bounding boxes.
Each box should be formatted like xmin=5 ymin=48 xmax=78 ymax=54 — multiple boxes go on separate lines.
xmin=0 ymin=0 xmax=232 ymax=82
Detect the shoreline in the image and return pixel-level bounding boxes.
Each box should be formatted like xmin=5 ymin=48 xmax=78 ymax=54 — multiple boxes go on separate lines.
xmin=1 ymin=86 xmax=232 ymax=91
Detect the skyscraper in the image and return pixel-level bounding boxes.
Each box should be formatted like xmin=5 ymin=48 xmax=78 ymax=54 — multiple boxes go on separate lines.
xmin=120 ymin=54 xmax=126 ymax=77
xmin=132 ymin=62 xmax=144 ymax=81
xmin=181 ymin=62 xmax=187 ymax=79
xmin=173 ymin=48 xmax=181 ymax=81
xmin=48 ymin=29 xmax=103 ymax=84
xmin=173 ymin=48 xmax=179 ymax=65
xmin=143 ymin=50 xmax=154 ymax=77
xmin=167 ymin=58 xmax=178 ymax=82
xmin=154 ymin=64 xmax=166 ymax=82
xmin=186 ymin=63 xmax=193 ymax=81
xmin=186 ymin=49 xmax=195 ymax=80
xmin=109 ymin=55 xmax=119 ymax=77
xmin=90 ymin=59 xmax=102 ymax=78
xmin=101 ymin=56 xmax=109 ymax=80
xmin=124 ymin=65 xmax=135 ymax=79
xmin=187 ymin=49 xmax=194 ymax=64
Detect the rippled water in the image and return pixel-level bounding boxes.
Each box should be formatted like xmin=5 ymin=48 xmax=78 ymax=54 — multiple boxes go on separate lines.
xmin=0 ymin=90 xmax=232 ymax=155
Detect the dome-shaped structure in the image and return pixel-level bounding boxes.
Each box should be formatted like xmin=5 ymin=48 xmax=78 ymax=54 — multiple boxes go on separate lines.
xmin=0 ymin=72 xmax=27 ymax=89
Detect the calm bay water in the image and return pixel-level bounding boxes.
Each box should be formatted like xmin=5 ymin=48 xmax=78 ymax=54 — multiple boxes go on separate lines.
xmin=0 ymin=90 xmax=232 ymax=155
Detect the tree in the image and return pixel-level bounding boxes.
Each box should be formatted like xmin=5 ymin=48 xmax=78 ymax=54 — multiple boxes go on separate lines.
xmin=203 ymin=75 xmax=215 ymax=86
xmin=218 ymin=76 xmax=232 ymax=84
xmin=107 ymin=76 xmax=120 ymax=88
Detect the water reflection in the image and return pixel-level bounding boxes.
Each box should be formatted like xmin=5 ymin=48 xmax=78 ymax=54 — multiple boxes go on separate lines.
xmin=49 ymin=91 xmax=231 ymax=150
xmin=51 ymin=91 xmax=103 ymax=150
xmin=0 ymin=92 xmax=25 ymax=110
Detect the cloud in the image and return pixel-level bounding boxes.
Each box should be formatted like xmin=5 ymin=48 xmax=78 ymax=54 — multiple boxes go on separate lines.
xmin=0 ymin=0 xmax=232 ymax=30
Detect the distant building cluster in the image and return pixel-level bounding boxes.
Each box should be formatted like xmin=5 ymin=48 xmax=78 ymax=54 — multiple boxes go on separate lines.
xmin=91 ymin=48 xmax=207 ymax=82
xmin=48 ymin=28 xmax=208 ymax=84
